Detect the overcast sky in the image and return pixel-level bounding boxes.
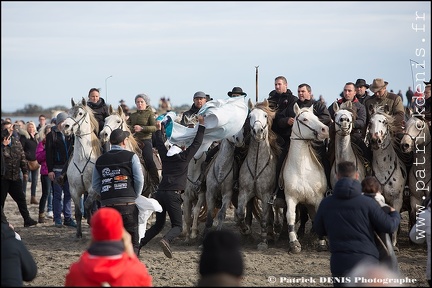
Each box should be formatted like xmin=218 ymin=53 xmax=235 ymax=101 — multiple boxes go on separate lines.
xmin=1 ymin=1 xmax=431 ymax=113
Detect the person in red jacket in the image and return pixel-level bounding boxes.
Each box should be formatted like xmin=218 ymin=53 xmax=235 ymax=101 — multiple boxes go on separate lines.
xmin=65 ymin=207 xmax=153 ymax=287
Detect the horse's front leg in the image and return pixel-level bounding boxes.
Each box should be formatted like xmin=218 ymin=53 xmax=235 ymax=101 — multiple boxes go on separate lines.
xmin=257 ymin=199 xmax=271 ymax=250
xmin=192 ymin=191 xmax=206 ymax=240
xmin=286 ymin=197 xmax=301 ymax=253
xmin=181 ymin=194 xmax=193 ymax=242
xmin=70 ymin=192 xmax=83 ymax=238
xmin=235 ymin=191 xmax=251 ymax=235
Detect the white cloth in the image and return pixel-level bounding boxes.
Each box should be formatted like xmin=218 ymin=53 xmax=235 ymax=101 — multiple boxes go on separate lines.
xmin=166 ymin=145 xmax=182 ymax=156
xmin=169 ymin=96 xmax=248 ymax=157
xmin=135 ymin=195 xmax=162 ymax=239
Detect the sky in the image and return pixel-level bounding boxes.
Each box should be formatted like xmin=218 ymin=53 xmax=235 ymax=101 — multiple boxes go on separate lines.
xmin=1 ymin=1 xmax=431 ymax=113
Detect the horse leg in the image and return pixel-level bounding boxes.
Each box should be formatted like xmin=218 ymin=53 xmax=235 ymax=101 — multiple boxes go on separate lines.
xmin=308 ymin=202 xmax=328 ymax=251
xmin=203 ymin=191 xmax=216 ymax=239
xmin=296 ymin=204 xmax=308 ymax=238
xmin=235 ymin=191 xmax=251 ymax=235
xmin=286 ymin=197 xmax=301 ymax=253
xmin=257 ymin=200 xmax=270 ymax=250
xmin=70 ymin=190 xmax=83 ymax=238
xmin=191 ymin=192 xmax=205 ymax=240
xmin=182 ymin=195 xmax=192 ymax=242
xmin=216 ymin=191 xmax=232 ymax=231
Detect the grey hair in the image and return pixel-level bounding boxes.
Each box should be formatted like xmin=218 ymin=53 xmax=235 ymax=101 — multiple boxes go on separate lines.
xmin=135 ymin=94 xmax=150 ymax=105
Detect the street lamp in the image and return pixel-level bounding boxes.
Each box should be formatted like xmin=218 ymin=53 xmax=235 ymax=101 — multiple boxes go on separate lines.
xmin=105 ymin=75 xmax=113 ymax=103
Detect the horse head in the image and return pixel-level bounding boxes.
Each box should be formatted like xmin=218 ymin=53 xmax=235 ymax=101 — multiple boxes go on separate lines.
xmin=400 ymin=115 xmax=429 ymax=153
xmin=248 ymin=99 xmax=272 ymax=142
xmin=99 ymin=105 xmax=126 ymax=144
xmin=333 ymin=102 xmax=354 ymax=136
xmin=367 ymin=106 xmax=394 ymax=150
xmin=292 ymin=103 xmax=329 ymax=141
xmin=64 ymin=97 xmax=99 ymax=137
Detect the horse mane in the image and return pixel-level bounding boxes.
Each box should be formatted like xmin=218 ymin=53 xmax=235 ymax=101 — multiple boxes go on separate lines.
xmin=254 ymin=100 xmax=281 ymax=157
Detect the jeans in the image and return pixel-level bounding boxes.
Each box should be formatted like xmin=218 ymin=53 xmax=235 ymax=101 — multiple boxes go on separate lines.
xmin=23 ymin=169 xmax=39 ymax=198
xmin=52 ymin=170 xmax=72 ymax=223
xmin=141 ymin=190 xmax=183 ymax=246
xmin=39 ymin=174 xmax=52 ymax=214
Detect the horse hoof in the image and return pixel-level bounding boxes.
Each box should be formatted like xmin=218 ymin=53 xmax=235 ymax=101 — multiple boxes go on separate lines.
xmin=257 ymin=242 xmax=268 ymax=250
xmin=289 ymin=240 xmax=301 ymax=253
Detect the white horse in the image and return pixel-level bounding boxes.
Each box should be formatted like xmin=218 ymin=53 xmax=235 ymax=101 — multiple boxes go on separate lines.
xmin=331 ymin=101 xmax=366 ymax=187
xmin=367 ymin=105 xmax=407 ymax=249
xmin=281 ymin=103 xmax=329 ymax=253
xmin=400 ymin=113 xmax=431 ymax=230
xmin=62 ymin=97 xmax=102 ymax=238
xmin=203 ymin=126 xmax=245 ymax=235
xmin=236 ymin=99 xmax=280 ymax=250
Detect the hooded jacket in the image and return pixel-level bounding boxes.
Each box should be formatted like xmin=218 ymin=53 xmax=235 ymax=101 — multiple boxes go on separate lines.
xmin=313 ymin=177 xmax=401 ymax=276
xmin=65 ymin=242 xmax=152 ymax=287
xmin=1 ymin=135 xmax=28 ymax=180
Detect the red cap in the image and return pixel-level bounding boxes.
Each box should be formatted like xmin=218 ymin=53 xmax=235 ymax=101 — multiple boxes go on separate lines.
xmin=91 ymin=207 xmax=123 ymax=241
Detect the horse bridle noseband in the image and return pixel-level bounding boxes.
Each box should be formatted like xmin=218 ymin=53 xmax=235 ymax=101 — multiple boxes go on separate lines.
xmin=291 ymin=111 xmax=320 ymax=140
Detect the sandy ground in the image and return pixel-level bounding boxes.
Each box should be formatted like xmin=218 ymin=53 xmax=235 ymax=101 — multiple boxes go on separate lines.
xmin=3 ymin=180 xmax=428 ymax=287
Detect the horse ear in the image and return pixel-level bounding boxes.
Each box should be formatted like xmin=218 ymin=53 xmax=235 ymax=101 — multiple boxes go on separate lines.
xmin=71 ymin=98 xmax=76 ymax=107
xmin=81 ymin=97 xmax=86 ymax=106
xmin=108 ymin=104 xmax=113 ymax=114
xmin=308 ymin=104 xmax=314 ymax=113
xmin=248 ymin=98 xmax=254 ymax=110
xmin=294 ymin=102 xmax=301 ymax=115
xmin=118 ymin=105 xmax=123 ymax=115
xmin=263 ymin=99 xmax=269 ymax=107
xmin=346 ymin=101 xmax=353 ymax=110
xmin=384 ymin=104 xmax=390 ymax=114
xmin=332 ymin=101 xmax=339 ymax=113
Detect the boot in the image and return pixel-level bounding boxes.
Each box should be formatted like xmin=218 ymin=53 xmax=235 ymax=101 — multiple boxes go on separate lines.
xmin=31 ymin=196 xmax=39 ymax=205
xmin=38 ymin=213 xmax=46 ymax=224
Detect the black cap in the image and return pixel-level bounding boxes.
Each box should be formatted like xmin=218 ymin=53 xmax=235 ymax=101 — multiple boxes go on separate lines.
xmin=110 ymin=129 xmax=130 ymax=145
xmin=227 ymin=87 xmax=247 ymax=97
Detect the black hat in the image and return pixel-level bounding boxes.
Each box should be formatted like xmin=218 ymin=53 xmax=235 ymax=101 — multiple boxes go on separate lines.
xmin=355 ymin=79 xmax=370 ymax=89
xmin=424 ymin=79 xmax=431 ymax=85
xmin=110 ymin=129 xmax=130 ymax=145
xmin=199 ymin=230 xmax=244 ymax=277
xmin=227 ymin=87 xmax=247 ymax=97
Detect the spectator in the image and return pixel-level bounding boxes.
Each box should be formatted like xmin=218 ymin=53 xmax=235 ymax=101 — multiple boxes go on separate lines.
xmin=19 ymin=121 xmax=39 ymax=205
xmin=0 ymin=127 xmax=37 ymax=227
xmin=36 ymin=114 xmax=46 ymax=132
xmin=65 ymin=207 xmax=153 ymax=287
xmin=406 ymin=86 xmax=414 ymax=108
xmin=1 ymin=221 xmax=37 ymax=286
xmin=312 ymin=161 xmax=400 ymax=286
xmin=197 ymin=230 xmax=244 ymax=287
xmin=45 ymin=112 xmax=77 ymax=228
xmin=361 ymin=176 xmax=399 ymax=272
xmin=35 ymin=124 xmax=54 ymax=223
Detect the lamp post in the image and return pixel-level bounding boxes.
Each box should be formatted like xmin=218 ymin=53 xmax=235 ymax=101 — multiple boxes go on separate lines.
xmin=105 ymin=75 xmax=113 ymax=103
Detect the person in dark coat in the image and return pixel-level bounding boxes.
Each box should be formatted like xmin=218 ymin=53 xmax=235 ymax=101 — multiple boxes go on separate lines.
xmin=138 ymin=115 xmax=206 ymax=258
xmin=1 ymin=221 xmax=37 ymax=286
xmin=354 ymin=78 xmax=371 ymax=105
xmin=267 ymin=76 xmax=299 ymax=205
xmin=313 ymin=161 xmax=400 ymax=285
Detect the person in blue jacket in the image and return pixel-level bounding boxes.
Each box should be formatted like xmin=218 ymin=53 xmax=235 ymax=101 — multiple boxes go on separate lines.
xmin=313 ymin=161 xmax=400 ymax=286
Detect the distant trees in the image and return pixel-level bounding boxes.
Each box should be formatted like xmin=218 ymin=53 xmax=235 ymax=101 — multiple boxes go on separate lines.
xmin=2 ymin=104 xmax=69 ymax=116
